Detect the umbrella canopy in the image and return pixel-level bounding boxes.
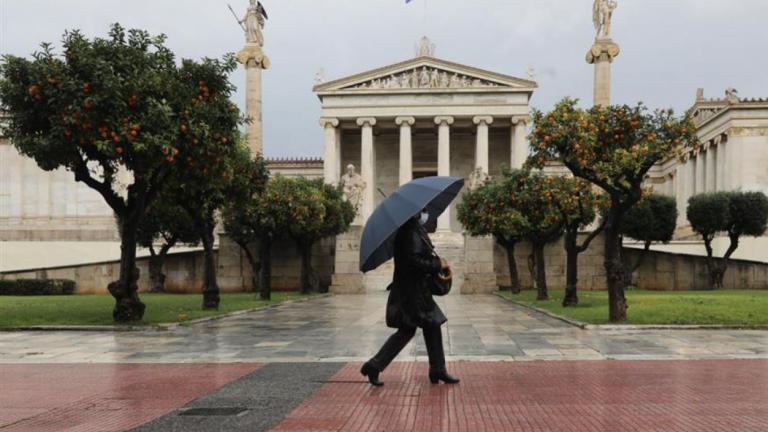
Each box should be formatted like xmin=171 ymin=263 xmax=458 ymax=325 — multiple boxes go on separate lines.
xmin=359 ymin=176 xmax=464 ymax=273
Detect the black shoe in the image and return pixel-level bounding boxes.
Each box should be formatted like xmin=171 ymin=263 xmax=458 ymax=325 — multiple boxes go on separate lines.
xmin=360 ymin=362 xmax=383 ymax=387
xmin=429 ymin=370 xmax=460 ymax=384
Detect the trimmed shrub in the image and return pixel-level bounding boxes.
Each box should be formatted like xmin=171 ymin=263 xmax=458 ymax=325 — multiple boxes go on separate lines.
xmin=0 ymin=279 xmax=76 ymax=295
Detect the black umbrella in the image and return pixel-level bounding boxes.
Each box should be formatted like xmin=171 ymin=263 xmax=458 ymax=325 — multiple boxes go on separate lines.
xmin=359 ymin=176 xmax=464 ymax=273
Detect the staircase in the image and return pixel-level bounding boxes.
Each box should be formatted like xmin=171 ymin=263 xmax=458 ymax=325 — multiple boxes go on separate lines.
xmin=363 ymin=232 xmax=466 ymax=294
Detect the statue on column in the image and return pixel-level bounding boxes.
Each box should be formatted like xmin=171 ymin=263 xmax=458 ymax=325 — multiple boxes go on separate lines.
xmin=238 ymin=0 xmax=268 ymax=46
xmin=232 ymin=1 xmax=270 ymax=68
xmin=593 ymin=0 xmax=617 ymax=39
xmin=340 ymin=164 xmax=366 ymax=215
xmin=468 ymin=166 xmax=490 ymax=190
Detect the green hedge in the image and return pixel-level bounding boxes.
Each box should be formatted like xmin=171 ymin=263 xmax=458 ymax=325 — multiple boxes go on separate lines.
xmin=0 ymin=279 xmax=76 ymax=295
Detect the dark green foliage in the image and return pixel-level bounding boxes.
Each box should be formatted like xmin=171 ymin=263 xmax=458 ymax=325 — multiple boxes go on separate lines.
xmin=687 ymin=191 xmax=768 ymax=289
xmin=0 ymin=279 xmax=76 ymax=295
xmin=622 ymin=194 xmax=678 ymax=245
xmin=687 ymin=192 xmax=731 ymax=242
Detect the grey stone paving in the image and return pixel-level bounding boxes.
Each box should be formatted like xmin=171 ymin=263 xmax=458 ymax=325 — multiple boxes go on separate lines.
xmin=0 ymin=294 xmax=766 ymax=363
xmin=131 ymin=363 xmax=344 ymax=432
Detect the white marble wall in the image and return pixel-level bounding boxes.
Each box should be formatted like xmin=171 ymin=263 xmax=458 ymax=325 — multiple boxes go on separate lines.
xmin=0 ymin=141 xmax=118 ymax=240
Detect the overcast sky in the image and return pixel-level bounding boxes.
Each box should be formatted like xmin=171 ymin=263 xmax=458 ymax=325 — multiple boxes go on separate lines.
xmin=1 ymin=0 xmax=766 ymax=158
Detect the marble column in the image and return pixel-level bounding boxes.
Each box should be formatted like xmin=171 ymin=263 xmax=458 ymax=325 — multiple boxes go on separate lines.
xmin=694 ymin=153 xmax=705 ymax=195
xmin=511 ymin=115 xmax=530 ymax=169
xmin=396 ymin=116 xmax=415 ymax=186
xmin=435 ymin=116 xmax=454 ymax=231
xmin=237 ymin=42 xmax=270 ymax=156
xmin=675 ymin=164 xmax=688 ymax=226
xmin=357 ymin=117 xmax=377 ymax=221
xmin=473 ymin=116 xmax=493 ymax=174
xmin=245 ymin=59 xmax=264 ymax=155
xmin=716 ymin=138 xmax=727 ymax=191
xmin=320 ymin=117 xmax=340 ymax=185
xmin=705 ymin=143 xmax=716 ymax=193
xmin=586 ymin=39 xmax=620 ymax=107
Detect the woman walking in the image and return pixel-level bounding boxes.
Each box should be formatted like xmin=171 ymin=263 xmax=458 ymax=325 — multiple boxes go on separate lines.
xmin=360 ymin=209 xmax=460 ymax=386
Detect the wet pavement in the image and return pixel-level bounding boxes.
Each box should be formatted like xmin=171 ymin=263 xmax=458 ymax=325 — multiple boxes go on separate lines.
xmin=1 ymin=294 xmax=766 ymax=364
xmin=2 ymin=294 xmax=768 ymax=431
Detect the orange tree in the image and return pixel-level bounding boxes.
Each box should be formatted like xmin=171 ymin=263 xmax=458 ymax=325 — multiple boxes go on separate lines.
xmin=165 ymin=143 xmax=267 ymax=309
xmin=528 ymin=98 xmax=697 ymax=321
xmin=223 ymin=175 xmax=322 ymax=300
xmin=0 ymin=25 xmax=243 ymax=321
xmin=509 ymin=171 xmax=565 ymax=301
xmin=458 ymin=176 xmax=530 ymax=293
xmin=291 ymin=179 xmax=355 ymax=294
xmin=546 ymin=176 xmax=602 ymax=307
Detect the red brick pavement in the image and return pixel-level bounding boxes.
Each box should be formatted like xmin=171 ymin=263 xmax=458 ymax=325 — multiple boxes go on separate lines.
xmin=0 ymin=363 xmax=261 ymax=432
xmin=271 ymin=360 xmax=768 ymax=432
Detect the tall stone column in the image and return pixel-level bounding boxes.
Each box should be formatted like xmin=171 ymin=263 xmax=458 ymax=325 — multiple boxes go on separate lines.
xmin=435 ymin=116 xmax=454 ymax=231
xmin=675 ymin=164 xmax=687 ymax=226
xmin=715 ymin=136 xmax=726 ymax=191
xmin=357 ymin=117 xmax=377 ymax=221
xmin=705 ymin=143 xmax=716 ymax=193
xmin=396 ymin=116 xmax=415 ymax=186
xmin=586 ymin=39 xmax=620 ymax=107
xmin=473 ymin=116 xmax=493 ymax=174
xmin=695 ymin=153 xmax=705 ymax=195
xmin=320 ymin=118 xmax=340 ymax=185
xmin=511 ymin=115 xmax=530 ymax=169
xmin=237 ymin=45 xmax=270 ymax=155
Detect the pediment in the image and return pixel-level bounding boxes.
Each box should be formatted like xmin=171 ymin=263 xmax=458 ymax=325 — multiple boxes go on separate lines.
xmin=313 ymin=56 xmax=536 ymax=93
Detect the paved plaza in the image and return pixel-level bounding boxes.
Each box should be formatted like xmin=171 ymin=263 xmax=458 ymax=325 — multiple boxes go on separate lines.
xmin=1 ymin=294 xmax=767 ymax=431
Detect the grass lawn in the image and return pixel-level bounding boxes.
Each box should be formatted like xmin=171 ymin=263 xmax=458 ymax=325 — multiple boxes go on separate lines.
xmin=0 ymin=292 xmax=314 ymax=328
xmin=499 ymin=289 xmax=768 ymax=326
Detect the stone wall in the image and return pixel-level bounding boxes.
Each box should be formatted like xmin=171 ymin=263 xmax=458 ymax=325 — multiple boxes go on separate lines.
xmin=625 ymin=248 xmax=768 ymax=290
xmin=493 ymin=234 xmax=607 ymax=291
xmin=1 ymin=250 xmax=207 ymax=294
xmin=217 ymin=234 xmax=336 ymax=292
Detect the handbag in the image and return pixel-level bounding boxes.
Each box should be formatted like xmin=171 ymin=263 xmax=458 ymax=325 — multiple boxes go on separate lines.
xmin=418 ymin=229 xmax=452 ymax=296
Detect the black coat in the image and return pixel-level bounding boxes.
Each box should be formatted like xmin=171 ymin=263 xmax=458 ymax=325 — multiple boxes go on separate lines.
xmin=385 ymin=219 xmax=447 ymax=329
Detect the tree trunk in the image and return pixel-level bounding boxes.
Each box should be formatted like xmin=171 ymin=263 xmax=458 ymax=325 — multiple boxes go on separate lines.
xmin=148 ymin=241 xmax=174 ymax=293
xmin=604 ymin=210 xmax=627 ymax=322
xmin=258 ymin=237 xmax=272 ymax=300
xmin=200 ymin=222 xmax=220 ymax=310
xmin=237 ymin=240 xmax=260 ymax=293
xmin=148 ymin=253 xmax=166 ymax=293
xmin=109 ymin=215 xmax=146 ymax=322
xmin=502 ymin=240 xmax=521 ymax=294
xmin=703 ymin=237 xmax=722 ymax=290
xmin=533 ymin=241 xmax=548 ymax=300
xmin=298 ymin=239 xmax=319 ymax=294
xmin=563 ymin=230 xmax=579 ymax=307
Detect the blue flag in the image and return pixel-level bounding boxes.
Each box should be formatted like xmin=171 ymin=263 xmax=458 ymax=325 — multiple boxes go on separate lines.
xmin=406 ymin=0 xmax=413 ymax=3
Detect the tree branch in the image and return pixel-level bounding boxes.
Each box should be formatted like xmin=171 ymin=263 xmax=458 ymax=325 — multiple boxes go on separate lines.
xmin=73 ymin=160 xmax=126 ymax=213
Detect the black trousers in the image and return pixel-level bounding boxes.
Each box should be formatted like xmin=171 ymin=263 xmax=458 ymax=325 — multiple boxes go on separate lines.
xmin=368 ymin=326 xmax=446 ymax=372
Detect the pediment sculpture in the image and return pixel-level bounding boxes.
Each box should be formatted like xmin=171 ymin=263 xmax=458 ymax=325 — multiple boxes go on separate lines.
xmin=346 ymin=66 xmax=502 ymax=90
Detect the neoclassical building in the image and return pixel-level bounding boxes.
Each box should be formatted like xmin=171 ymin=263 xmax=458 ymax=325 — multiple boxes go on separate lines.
xmin=309 ymin=42 xmax=537 ymax=292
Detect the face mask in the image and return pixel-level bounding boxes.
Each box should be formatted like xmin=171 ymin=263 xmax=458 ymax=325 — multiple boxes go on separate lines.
xmin=419 ymin=211 xmax=429 ymax=226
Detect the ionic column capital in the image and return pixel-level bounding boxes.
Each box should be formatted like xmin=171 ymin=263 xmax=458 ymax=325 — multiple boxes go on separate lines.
xmin=395 ymin=116 xmax=416 ymax=126
xmin=356 ymin=117 xmax=377 ymax=127
xmin=511 ymin=115 xmax=531 ymax=126
xmin=319 ymin=117 xmax=339 ymax=128
xmin=434 ymin=116 xmax=454 ymax=126
xmin=473 ymin=116 xmax=494 ymax=126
